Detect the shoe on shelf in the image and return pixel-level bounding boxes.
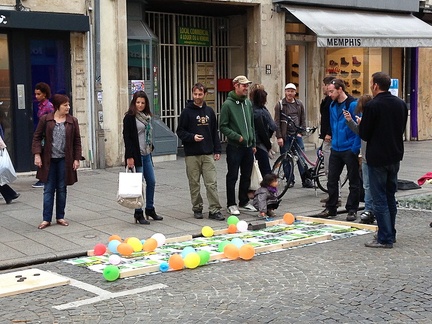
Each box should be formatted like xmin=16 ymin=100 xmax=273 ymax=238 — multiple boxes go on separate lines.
xmin=352 ymin=90 xmax=361 ymax=95
xmin=194 ymin=211 xmax=204 ymax=219
xmin=239 ymin=203 xmax=257 ymax=212
xmin=209 ymin=211 xmax=225 ymax=221
xmin=360 ymin=211 xmax=375 ymax=224
xmin=302 ymin=178 xmax=314 ymax=188
xmin=292 ymin=63 xmax=299 ymax=68
xmin=291 ymin=71 xmax=299 ymax=77
xmin=352 ymin=56 xmax=362 ymax=65
xmin=346 ymin=211 xmax=357 ymax=221
xmin=329 ymin=60 xmax=338 ymax=66
xmin=316 ymin=208 xmax=336 ymax=218
xmin=341 ymin=57 xmax=349 ymax=65
xmin=6 ymin=193 xmax=20 ymax=204
xmin=351 ymin=69 xmax=361 ymax=74
xmin=352 ymin=79 xmax=361 ymax=86
xmin=364 ymin=240 xmax=393 ymax=248
xmin=32 ymin=181 xmax=44 ymax=188
xmin=227 ymin=205 xmax=240 ymax=215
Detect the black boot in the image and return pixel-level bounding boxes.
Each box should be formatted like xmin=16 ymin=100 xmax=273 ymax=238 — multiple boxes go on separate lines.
xmin=145 ymin=208 xmax=163 ymax=220
xmin=134 ymin=210 xmax=150 ymax=225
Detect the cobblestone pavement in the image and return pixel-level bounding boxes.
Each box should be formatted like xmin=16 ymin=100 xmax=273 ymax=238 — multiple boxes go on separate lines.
xmin=1 ymin=208 xmax=431 ymax=323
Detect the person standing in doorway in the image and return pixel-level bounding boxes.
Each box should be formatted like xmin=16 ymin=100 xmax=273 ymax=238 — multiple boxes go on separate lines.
xmin=176 ymin=82 xmax=224 ymax=221
xmin=359 ymin=72 xmax=408 ymax=248
xmin=123 ymin=90 xmax=163 ymax=225
xmin=220 ymin=75 xmax=257 ymax=216
xmin=274 ymin=83 xmax=313 ymax=188
xmin=318 ymin=79 xmax=360 ymax=221
xmin=32 ymin=82 xmax=54 ymax=189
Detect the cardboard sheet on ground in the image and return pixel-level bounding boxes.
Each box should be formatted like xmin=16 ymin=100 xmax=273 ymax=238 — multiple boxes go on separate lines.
xmin=0 ymin=269 xmax=69 ymax=297
xmin=65 ymin=218 xmax=376 ymax=278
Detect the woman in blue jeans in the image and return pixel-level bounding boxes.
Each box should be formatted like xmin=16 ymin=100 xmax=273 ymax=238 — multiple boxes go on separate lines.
xmin=123 ymin=91 xmax=163 ymax=225
xmin=32 ymin=94 xmax=82 ymax=229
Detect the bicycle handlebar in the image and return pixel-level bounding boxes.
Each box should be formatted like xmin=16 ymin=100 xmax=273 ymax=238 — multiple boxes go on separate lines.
xmin=280 ymin=112 xmax=317 ymax=134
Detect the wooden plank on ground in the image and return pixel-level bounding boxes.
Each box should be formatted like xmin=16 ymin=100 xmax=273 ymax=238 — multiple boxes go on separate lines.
xmin=254 ymin=234 xmax=332 ymax=253
xmin=0 ymin=269 xmax=69 ymax=298
xmin=296 ymin=216 xmax=378 ymax=230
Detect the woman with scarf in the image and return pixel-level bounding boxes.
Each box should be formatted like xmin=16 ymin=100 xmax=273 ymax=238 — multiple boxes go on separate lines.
xmin=123 ymin=91 xmax=163 ymax=225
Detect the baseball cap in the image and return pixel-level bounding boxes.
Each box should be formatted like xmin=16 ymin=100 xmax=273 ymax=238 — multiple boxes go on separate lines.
xmin=285 ymin=83 xmax=297 ymax=90
xmin=233 ymin=75 xmax=252 ymax=85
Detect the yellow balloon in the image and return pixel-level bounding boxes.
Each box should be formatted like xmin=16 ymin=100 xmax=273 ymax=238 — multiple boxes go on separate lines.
xmin=127 ymin=237 xmax=142 ymax=252
xmin=183 ymin=252 xmax=201 ymax=269
xmin=202 ymin=226 xmax=214 ymax=237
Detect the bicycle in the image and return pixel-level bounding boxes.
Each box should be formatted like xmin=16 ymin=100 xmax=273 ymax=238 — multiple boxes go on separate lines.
xmin=271 ymin=113 xmax=347 ymax=199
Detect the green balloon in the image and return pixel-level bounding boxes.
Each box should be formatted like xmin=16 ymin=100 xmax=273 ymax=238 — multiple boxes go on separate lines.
xmin=197 ymin=250 xmax=210 ymax=266
xmin=218 ymin=240 xmax=230 ymax=252
xmin=227 ymin=215 xmax=240 ymax=225
xmin=103 ymin=265 xmax=120 ymax=282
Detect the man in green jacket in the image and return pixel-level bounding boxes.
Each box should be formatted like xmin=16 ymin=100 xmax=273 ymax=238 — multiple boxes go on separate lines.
xmin=220 ymin=75 xmax=257 ymax=215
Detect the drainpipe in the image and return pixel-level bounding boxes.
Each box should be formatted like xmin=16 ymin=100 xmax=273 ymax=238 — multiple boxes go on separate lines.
xmin=94 ymin=0 xmax=106 ymax=168
xmin=86 ymin=4 xmax=96 ymax=168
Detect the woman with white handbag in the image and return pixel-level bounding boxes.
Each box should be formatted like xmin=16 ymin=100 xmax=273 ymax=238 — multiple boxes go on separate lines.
xmin=123 ymin=91 xmax=163 ymax=225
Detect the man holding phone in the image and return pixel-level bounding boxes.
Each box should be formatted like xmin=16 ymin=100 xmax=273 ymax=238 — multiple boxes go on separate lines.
xmin=318 ymin=79 xmax=361 ymax=221
xmin=177 ymin=83 xmax=224 ymax=221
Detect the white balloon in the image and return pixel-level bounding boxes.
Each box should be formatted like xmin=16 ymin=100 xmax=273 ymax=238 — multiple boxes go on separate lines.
xmin=236 ymin=220 xmax=248 ymax=232
xmin=109 ymin=254 xmax=121 ymax=265
xmin=151 ymin=233 xmax=166 ymax=247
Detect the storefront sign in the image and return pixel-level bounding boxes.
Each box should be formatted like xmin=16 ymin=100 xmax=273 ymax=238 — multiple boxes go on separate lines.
xmin=178 ymin=27 xmax=211 ymax=46
xmin=325 ymin=38 xmax=362 ymax=47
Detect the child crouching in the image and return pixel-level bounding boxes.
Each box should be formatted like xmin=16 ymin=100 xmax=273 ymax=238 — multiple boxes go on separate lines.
xmin=253 ymin=174 xmax=280 ymax=218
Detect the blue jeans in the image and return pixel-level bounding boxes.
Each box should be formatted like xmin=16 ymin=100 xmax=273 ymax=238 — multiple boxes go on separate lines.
xmin=368 ymin=162 xmax=399 ymax=244
xmin=280 ymin=135 xmax=306 ymax=183
xmin=135 ymin=154 xmax=156 ymax=211
xmin=362 ymin=162 xmax=373 ymax=212
xmin=226 ymin=144 xmax=254 ymax=207
xmin=43 ymin=158 xmax=66 ymax=222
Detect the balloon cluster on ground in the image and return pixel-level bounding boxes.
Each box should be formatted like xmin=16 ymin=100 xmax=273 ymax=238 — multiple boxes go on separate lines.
xmin=97 ymin=211 xmax=295 ymax=282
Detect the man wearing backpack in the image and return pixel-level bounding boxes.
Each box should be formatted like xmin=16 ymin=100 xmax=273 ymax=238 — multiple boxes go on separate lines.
xmin=274 ymin=83 xmax=314 ymax=188
xmin=318 ymin=79 xmax=361 ymax=221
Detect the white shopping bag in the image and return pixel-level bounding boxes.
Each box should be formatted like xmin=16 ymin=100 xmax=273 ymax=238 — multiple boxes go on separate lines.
xmin=0 ymin=148 xmax=17 ymax=186
xmin=249 ymin=157 xmax=263 ymax=191
xmin=117 ymin=167 xmax=143 ymax=198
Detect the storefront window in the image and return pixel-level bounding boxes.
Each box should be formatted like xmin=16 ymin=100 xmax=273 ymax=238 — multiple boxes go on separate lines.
xmin=325 ymin=48 xmax=383 ymax=97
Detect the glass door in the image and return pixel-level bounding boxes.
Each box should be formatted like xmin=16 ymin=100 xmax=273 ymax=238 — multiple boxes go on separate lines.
xmin=0 ymin=34 xmax=13 ymax=156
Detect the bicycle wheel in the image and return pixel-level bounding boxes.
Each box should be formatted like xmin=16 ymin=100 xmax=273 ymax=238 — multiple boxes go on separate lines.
xmin=271 ymin=154 xmax=294 ymax=199
xmin=315 ymin=158 xmax=349 ymax=193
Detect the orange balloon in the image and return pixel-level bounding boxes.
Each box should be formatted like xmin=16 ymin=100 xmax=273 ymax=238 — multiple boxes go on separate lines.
xmin=223 ymin=243 xmax=239 ymax=260
xmin=109 ymin=234 xmax=122 ymax=242
xmin=239 ymin=244 xmax=255 ymax=260
xmin=227 ymin=224 xmax=237 ymax=234
xmin=283 ymin=212 xmax=295 ymax=225
xmin=117 ymin=243 xmax=133 ymax=256
xmin=142 ymin=238 xmax=158 ymax=252
xmin=168 ymin=254 xmax=184 ymax=270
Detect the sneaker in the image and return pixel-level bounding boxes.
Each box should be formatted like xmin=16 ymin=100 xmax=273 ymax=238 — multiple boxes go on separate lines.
xmin=32 ymin=181 xmax=44 ymax=188
xmin=227 ymin=205 xmax=240 ymax=215
xmin=193 ymin=211 xmax=203 ymax=219
xmin=209 ymin=211 xmax=225 ymax=221
xmin=360 ymin=211 xmax=375 ymax=224
xmin=316 ymin=208 xmax=336 ymax=218
xmin=302 ymin=178 xmax=314 ymax=188
xmin=267 ymin=210 xmax=276 ymax=217
xmin=364 ymin=240 xmax=393 ymax=249
xmin=239 ymin=203 xmax=257 ymax=212
xmin=346 ymin=211 xmax=357 ymax=221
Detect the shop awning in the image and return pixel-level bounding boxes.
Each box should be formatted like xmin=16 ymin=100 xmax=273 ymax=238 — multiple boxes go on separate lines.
xmin=280 ymin=5 xmax=432 ymax=47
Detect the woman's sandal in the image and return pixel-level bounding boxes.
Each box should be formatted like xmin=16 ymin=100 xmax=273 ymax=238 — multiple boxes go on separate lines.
xmin=56 ymin=219 xmax=69 ymax=226
xmin=38 ymin=221 xmax=51 ymax=229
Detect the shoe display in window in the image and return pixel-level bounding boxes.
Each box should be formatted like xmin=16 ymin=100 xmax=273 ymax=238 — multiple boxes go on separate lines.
xmin=340 ymin=70 xmax=349 ymax=77
xmin=352 ymin=56 xmax=361 ymax=66
xmin=329 ymin=60 xmax=338 ymax=66
xmin=352 ymin=79 xmax=361 ymax=86
xmin=291 ymin=71 xmax=299 ymax=77
xmin=352 ymin=89 xmax=361 ymax=95
xmin=340 ymin=57 xmax=349 ymax=66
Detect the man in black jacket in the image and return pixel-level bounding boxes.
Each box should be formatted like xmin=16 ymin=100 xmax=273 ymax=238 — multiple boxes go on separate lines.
xmin=176 ymin=83 xmax=224 ymax=221
xmin=359 ymin=72 xmax=408 ymax=248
